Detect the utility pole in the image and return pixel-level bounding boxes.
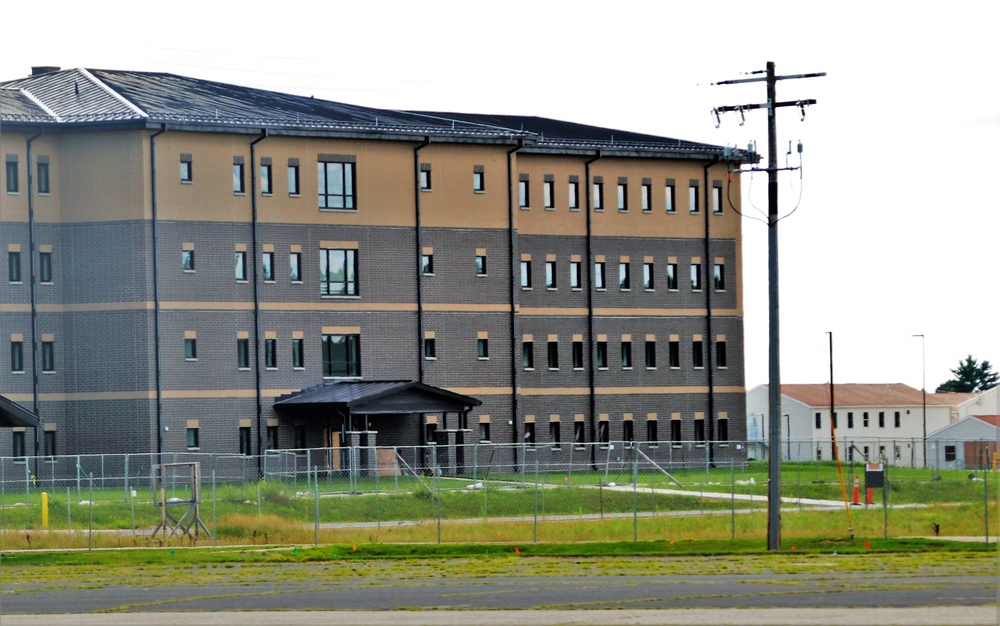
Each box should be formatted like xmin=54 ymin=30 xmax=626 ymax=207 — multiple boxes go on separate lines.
xmin=713 ymin=62 xmax=825 ymax=551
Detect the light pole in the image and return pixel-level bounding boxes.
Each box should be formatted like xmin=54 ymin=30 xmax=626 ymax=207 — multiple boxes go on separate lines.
xmin=912 ymin=334 xmax=926 ymax=468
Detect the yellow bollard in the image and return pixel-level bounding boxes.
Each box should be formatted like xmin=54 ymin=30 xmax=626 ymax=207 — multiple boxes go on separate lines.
xmin=41 ymin=491 xmax=49 ymax=529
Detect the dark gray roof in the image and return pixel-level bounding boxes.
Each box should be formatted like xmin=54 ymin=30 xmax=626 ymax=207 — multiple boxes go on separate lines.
xmin=0 ymin=67 xmax=751 ymax=160
xmin=0 ymin=395 xmax=40 ymax=428
xmin=274 ymin=380 xmax=481 ymax=416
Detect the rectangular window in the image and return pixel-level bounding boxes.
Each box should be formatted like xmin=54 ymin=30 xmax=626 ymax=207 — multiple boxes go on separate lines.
xmin=944 ymin=445 xmax=956 ymax=462
xmin=713 ymin=184 xmax=723 ymax=214
xmin=479 ymin=420 xmax=491 ymax=442
xmin=647 ymin=420 xmax=658 ymax=444
xmin=574 ymin=421 xmax=585 ymax=445
xmin=5 ymin=157 xmax=18 ymax=193
xmin=718 ymin=417 xmax=730 ymax=442
xmin=623 ymin=420 xmax=634 ymax=443
xmin=572 ymin=340 xmax=584 ymax=369
xmin=233 ymin=160 xmax=246 ymax=194
xmin=716 ymin=340 xmax=727 ymax=368
xmin=293 ymin=425 xmax=307 ymax=449
xmin=184 ymin=337 xmax=197 ymax=360
xmin=645 ymin=340 xmax=656 ymax=369
xmin=879 ymin=411 xmax=885 ymax=428
xmin=518 ymin=179 xmax=529 ymax=208
xmin=570 ymin=260 xmax=581 ymax=289
xmin=595 ymin=261 xmax=606 ymax=289
xmin=596 ymin=341 xmax=608 ymax=369
xmin=288 ymin=162 xmax=300 ymax=195
xmin=421 ymin=253 xmax=434 ymax=275
xmin=522 ymin=341 xmax=534 ymax=370
xmin=665 ymin=182 xmax=675 ymax=213
xmin=691 ymin=263 xmax=702 ymax=290
xmin=235 ymin=251 xmax=247 ymax=281
xmin=692 ymin=340 xmax=704 ymax=368
xmin=265 ymin=338 xmax=277 ymax=368
xmin=180 ymin=155 xmax=193 ymax=183
xmin=714 ymin=264 xmax=725 ymax=291
xmin=617 ymin=182 xmax=628 ymax=211
xmin=641 ymin=183 xmax=651 ymax=212
xmin=621 ymin=341 xmax=632 ymax=369
xmin=547 ymin=341 xmax=559 ymax=369
xmin=473 ymin=166 xmax=485 ymax=192
xmin=863 ymin=412 xmax=870 ymax=428
xmin=568 ymin=181 xmax=579 ymax=209
xmin=237 ymin=338 xmax=250 ymax=369
xmin=894 ymin=411 xmax=901 ymax=428
xmin=847 ymin=412 xmax=854 ymax=429
xmin=423 ymin=337 xmax=436 ymax=359
xmin=815 ymin=412 xmax=822 ymax=429
xmin=318 ymin=160 xmax=356 ymax=209
xmin=667 ymin=263 xmax=678 ymax=290
xmin=520 ymin=260 xmax=532 ymax=288
xmin=593 ymin=181 xmax=603 ymax=210
xmin=643 ymin=263 xmax=654 ymax=290
xmin=689 ymin=184 xmax=699 ymax=213
xmin=9 ymin=251 xmax=21 ymax=282
xmin=186 ymin=427 xmax=199 ymax=449
xmin=12 ymin=431 xmax=25 ymax=457
xmin=182 ymin=250 xmax=195 ymax=271
xmin=267 ymin=425 xmax=279 ymax=450
xmin=292 ymin=337 xmax=304 ymax=368
xmin=419 ymin=165 xmax=432 ymax=191
xmin=669 ymin=341 xmax=680 ymax=368
xmin=619 ymin=262 xmax=630 ymax=289
xmin=477 ymin=337 xmax=489 ymax=359
xmin=11 ymin=341 xmax=24 ymax=373
xmin=598 ymin=420 xmax=609 ymax=444
xmin=39 ymin=251 xmax=52 ymax=283
xmin=290 ymin=252 xmax=302 ymax=282
xmin=694 ymin=418 xmax=706 ymax=442
xmin=239 ymin=426 xmax=252 ymax=455
xmin=37 ymin=161 xmax=50 ymax=194
xmin=41 ymin=341 xmax=54 ymax=372
xmin=322 ymin=334 xmax=361 ymax=377
xmin=476 ymin=254 xmax=487 ymax=275
xmin=320 ymin=248 xmax=358 ymax=296
xmin=549 ymin=421 xmax=561 ymax=448
xmin=44 ymin=431 xmax=56 ymax=457
xmin=670 ymin=419 xmax=681 ymax=443
xmin=261 ymin=162 xmax=273 ymax=195
xmin=525 ymin=422 xmax=536 ymax=449
xmin=262 ymin=251 xmax=274 ymax=281
xmin=543 ymin=180 xmax=554 ymax=208
xmin=545 ymin=260 xmax=556 ymax=288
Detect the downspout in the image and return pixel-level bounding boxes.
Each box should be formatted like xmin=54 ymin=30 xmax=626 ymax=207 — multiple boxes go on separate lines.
xmin=506 ymin=139 xmax=523 ymax=469
xmin=149 ymin=125 xmax=166 ymax=457
xmin=413 ymin=137 xmax=430 ymax=383
xmin=25 ymin=131 xmax=41 ymax=468
xmin=250 ymin=129 xmax=268 ymax=476
xmin=703 ymin=157 xmax=720 ymax=465
xmin=584 ymin=151 xmax=602 ymax=468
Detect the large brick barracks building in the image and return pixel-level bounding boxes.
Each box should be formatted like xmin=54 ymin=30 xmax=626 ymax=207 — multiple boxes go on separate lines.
xmin=0 ymin=66 xmax=750 ymax=469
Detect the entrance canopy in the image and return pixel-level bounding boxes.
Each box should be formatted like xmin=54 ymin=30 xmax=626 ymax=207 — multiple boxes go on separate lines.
xmin=274 ymin=380 xmax=481 ymax=416
xmin=0 ymin=394 xmax=40 ymax=428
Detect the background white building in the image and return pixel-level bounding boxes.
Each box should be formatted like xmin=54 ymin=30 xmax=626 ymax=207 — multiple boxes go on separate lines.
xmin=746 ymin=383 xmax=975 ymax=467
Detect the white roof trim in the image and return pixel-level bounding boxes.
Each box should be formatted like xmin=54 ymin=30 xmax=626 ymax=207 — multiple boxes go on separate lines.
xmin=79 ymin=68 xmax=148 ymax=118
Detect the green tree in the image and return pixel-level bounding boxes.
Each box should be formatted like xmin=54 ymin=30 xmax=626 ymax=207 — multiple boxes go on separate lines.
xmin=935 ymin=355 xmax=999 ymax=393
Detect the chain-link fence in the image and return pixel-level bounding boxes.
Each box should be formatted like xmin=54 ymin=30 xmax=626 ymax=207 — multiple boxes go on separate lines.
xmin=0 ymin=440 xmax=995 ymax=550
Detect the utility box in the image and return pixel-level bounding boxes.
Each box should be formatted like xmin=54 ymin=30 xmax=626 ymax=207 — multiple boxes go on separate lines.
xmin=865 ymin=463 xmax=884 ymax=490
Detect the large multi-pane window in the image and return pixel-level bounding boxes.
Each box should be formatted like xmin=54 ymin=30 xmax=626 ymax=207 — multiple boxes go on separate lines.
xmin=318 ymin=159 xmax=356 ymax=209
xmin=322 ymin=334 xmax=361 ymax=377
xmin=320 ymin=249 xmax=357 ymax=296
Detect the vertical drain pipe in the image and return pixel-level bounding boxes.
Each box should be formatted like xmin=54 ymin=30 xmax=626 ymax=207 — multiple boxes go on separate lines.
xmin=250 ymin=129 xmax=268 ymax=475
xmin=584 ymin=151 xmax=601 ymax=468
xmin=703 ymin=157 xmax=720 ymax=465
xmin=506 ymin=140 xmax=523 ymax=469
xmin=413 ymin=137 xmax=430 ymax=384
xmin=25 ymin=131 xmax=42 ymax=466
xmin=149 ymin=125 xmax=166 ymax=457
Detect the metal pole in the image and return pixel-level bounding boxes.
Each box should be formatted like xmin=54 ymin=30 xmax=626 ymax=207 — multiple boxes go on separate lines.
xmin=314 ymin=466 xmax=320 ymax=546
xmin=912 ymin=335 xmax=927 ymax=468
xmin=765 ymin=60 xmax=782 ymax=551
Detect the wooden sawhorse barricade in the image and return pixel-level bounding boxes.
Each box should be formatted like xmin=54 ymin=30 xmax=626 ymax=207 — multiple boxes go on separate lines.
xmin=151 ymin=462 xmax=213 ymax=540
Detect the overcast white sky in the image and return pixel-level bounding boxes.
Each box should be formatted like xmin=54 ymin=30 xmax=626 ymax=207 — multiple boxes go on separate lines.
xmin=2 ymin=1 xmax=996 ymax=392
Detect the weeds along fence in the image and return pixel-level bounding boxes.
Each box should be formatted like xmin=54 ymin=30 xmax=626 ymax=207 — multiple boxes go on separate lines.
xmin=0 ymin=440 xmax=995 ymax=551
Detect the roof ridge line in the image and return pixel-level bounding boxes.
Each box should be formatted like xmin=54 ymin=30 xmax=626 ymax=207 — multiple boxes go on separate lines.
xmin=18 ymin=87 xmax=60 ymax=121
xmin=79 ymin=68 xmax=148 ymax=118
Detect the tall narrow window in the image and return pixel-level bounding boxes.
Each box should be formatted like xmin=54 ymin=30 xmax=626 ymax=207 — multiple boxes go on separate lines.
xmin=595 ymin=261 xmax=606 ymax=289
xmin=525 ymin=422 xmax=536 ymax=449
xmin=421 ymin=253 xmax=434 ymax=275
xmin=879 ymin=412 xmax=885 ymax=428
xmin=572 ymin=340 xmax=584 ymax=369
xmin=233 ymin=158 xmax=246 ymax=193
xmin=11 ymin=340 xmax=24 ymax=373
xmin=543 ymin=178 xmax=554 ymax=209
xmin=518 ymin=175 xmax=529 ymax=208
xmin=479 ymin=420 xmax=491 ymax=442
xmin=716 ymin=340 xmax=727 ymax=368
xmin=647 ymin=420 xmax=658 ymax=444
xmin=694 ymin=418 xmax=706 ymax=442
xmin=186 ymin=427 xmax=199 ymax=449
xmin=621 ymin=341 xmax=632 ymax=369
xmin=598 ymin=420 xmax=610 ymax=444
xmin=718 ymin=417 xmax=729 ymax=441
xmin=423 ymin=337 xmax=436 ymax=359
xmin=522 ymin=341 xmax=534 ymax=370
xmin=39 ymin=251 xmax=52 ymax=284
xmin=714 ymin=263 xmax=725 ymax=291
xmin=619 ymin=261 xmax=630 ymax=290
xmin=287 ymin=159 xmax=300 ymax=195
xmin=568 ymin=178 xmax=579 ymax=209
xmin=623 ymin=420 xmax=634 ymax=443
xmin=5 ymin=156 xmax=18 ymax=193
xmin=41 ymin=340 xmax=55 ymax=372
xmin=671 ymin=419 xmax=682 ymax=444
xmin=643 ymin=263 xmax=654 ymax=290
xmin=641 ymin=181 xmax=651 ymax=212
xmin=645 ymin=340 xmax=656 ymax=369
xmin=235 ymin=251 xmax=247 ymax=281
xmin=184 ymin=337 xmax=197 ymax=360
xmin=547 ymin=340 xmax=559 ymax=369
xmin=847 ymin=412 xmax=855 ymax=429
xmin=593 ymin=179 xmax=604 ymax=210
xmin=669 ymin=340 xmax=680 ymax=368
xmin=8 ymin=251 xmax=21 ymax=282
xmin=44 ymin=430 xmax=56 ymax=456
xmin=477 ymin=337 xmax=489 ymax=359
xmin=691 ymin=263 xmax=702 ymax=290
xmin=262 ymin=251 xmax=275 ymax=281
xmin=863 ymin=412 xmax=870 ymax=428
xmin=520 ymin=260 xmax=532 ymax=288
xmin=689 ymin=182 xmax=699 ymax=213
xmin=894 ymin=411 xmax=901 ymax=428
xmin=574 ymin=421 xmax=585 ymax=445
xmin=182 ymin=249 xmax=195 ymax=271
xmin=419 ymin=164 xmax=432 ymax=191
xmin=815 ymin=412 xmax=822 ymax=429
xmin=180 ymin=154 xmax=193 ymax=183
xmin=260 ymin=160 xmax=273 ymax=195
xmin=570 ymin=260 xmax=581 ymax=289
xmin=265 ymin=338 xmax=277 ymax=368
xmin=665 ymin=179 xmax=675 ymax=213
xmin=292 ymin=337 xmax=304 ymax=368
xmin=37 ymin=159 xmax=50 ymax=194
xmin=320 ymin=248 xmax=358 ymax=296
xmin=237 ymin=338 xmax=250 ymax=369
xmin=240 ymin=426 xmax=252 ymax=455
xmin=545 ymin=260 xmax=556 ymax=288
xmin=294 ymin=425 xmax=307 ymax=449
xmin=549 ymin=421 xmax=561 ymax=448
xmin=667 ymin=263 xmax=678 ymax=290
xmin=476 ymin=254 xmax=487 ymax=275
xmin=712 ymin=183 xmax=723 ymax=214
xmin=596 ymin=341 xmax=608 ymax=368
xmin=12 ymin=431 xmax=25 ymax=457
xmin=473 ymin=165 xmax=485 ymax=192
xmin=692 ymin=340 xmax=704 ymax=368
xmin=290 ymin=252 xmax=302 ymax=282
xmin=617 ymin=180 xmax=628 ymax=211
xmin=322 ymin=334 xmax=361 ymax=377
xmin=318 ymin=157 xmax=356 ymax=210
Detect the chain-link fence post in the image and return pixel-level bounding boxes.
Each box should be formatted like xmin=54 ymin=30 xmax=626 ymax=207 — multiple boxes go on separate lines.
xmin=730 ymin=457 xmax=735 ymax=540
xmin=632 ymin=452 xmax=638 ymax=542
xmin=533 ymin=459 xmax=539 ymax=543
xmin=983 ymin=456 xmax=989 ymax=547
xmin=67 ymin=486 xmax=71 ymax=531
xmin=212 ymin=470 xmax=217 ymax=548
xmin=88 ymin=472 xmax=93 ymax=551
xmin=314 ymin=465 xmax=320 ymax=546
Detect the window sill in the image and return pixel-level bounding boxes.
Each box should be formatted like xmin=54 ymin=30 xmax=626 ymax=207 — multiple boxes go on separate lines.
xmin=291 ymin=280 xmax=303 ymax=284
xmin=478 ymin=357 xmax=490 ymax=361
xmin=715 ymin=289 xmax=726 ymax=293
xmin=571 ymin=287 xmax=582 ymax=291
xmin=238 ymin=367 xmax=251 ymax=371
xmin=187 ymin=447 xmax=200 ymax=452
xmin=523 ymin=368 xmax=534 ymax=372
xmin=646 ymin=367 xmax=656 ymax=371
xmin=40 ymin=281 xmax=54 ymax=286
xmin=422 ymin=273 xmax=434 ymax=277
xmin=546 ymin=287 xmax=557 ymax=291
xmin=477 ymin=273 xmax=487 ymax=277
xmin=574 ymin=445 xmax=586 ymax=451
xmin=569 ymin=207 xmax=580 ymax=211
xmin=424 ymin=357 xmax=436 ymax=361
xmin=521 ymin=287 xmax=532 ymax=291
xmin=672 ymin=444 xmax=682 ymax=449
xmin=694 ymin=366 xmax=705 ymax=370
xmin=545 ymin=206 xmax=555 ymax=211
xmin=622 ymin=367 xmax=633 ymax=371
xmin=9 ymin=281 xmax=23 ymax=285
xmin=596 ymin=288 xmax=606 ymax=292
xmin=474 ymin=190 xmax=485 ymax=194
xmin=573 ymin=367 xmax=584 ymax=371
xmin=321 ymin=294 xmax=361 ymax=299
xmin=695 ymin=444 xmax=706 ymax=448
xmin=421 ymin=188 xmax=432 ymax=193
xmin=293 ymin=367 xmax=305 ymax=371
xmin=597 ymin=367 xmax=608 ymax=371
xmin=519 ymin=206 xmax=530 ymax=210
xmin=318 ymin=208 xmax=358 ymax=213
xmin=648 ymin=444 xmax=659 ymax=449
xmin=42 ymin=371 xmax=56 ymax=375
xmin=618 ymin=209 xmax=628 ymax=213
xmin=234 ymin=192 xmax=246 ymax=196
xmin=265 ymin=367 xmax=278 ymax=371
xmin=289 ymin=194 xmax=301 ymax=198
xmin=620 ymin=288 xmax=631 ymax=292
xmin=262 ymin=193 xmax=273 ymax=197
xmin=666 ymin=210 xmax=676 ymax=215
xmin=6 ymin=192 xmax=20 ymax=195
xmin=264 ymin=279 xmax=276 ymax=284
xmin=39 ymin=192 xmax=51 ymax=197
xmin=183 ymin=269 xmax=196 ymax=274
xmin=12 ymin=371 xmax=25 ymax=375
xmin=181 ymin=180 xmax=193 ymax=185
xmin=236 ymin=280 xmax=249 ymax=284
xmin=185 ymin=358 xmax=198 ymax=362
xmin=548 ymin=367 xmax=559 ymax=371
xmin=642 ymin=209 xmax=651 ymax=214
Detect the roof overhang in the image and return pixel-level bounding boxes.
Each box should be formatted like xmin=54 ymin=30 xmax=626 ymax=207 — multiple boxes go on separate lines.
xmin=0 ymin=395 xmax=40 ymax=428
xmin=274 ymin=380 xmax=481 ymax=417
